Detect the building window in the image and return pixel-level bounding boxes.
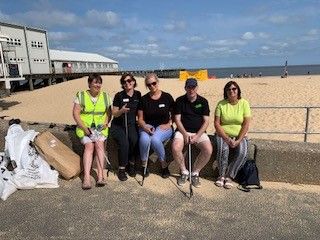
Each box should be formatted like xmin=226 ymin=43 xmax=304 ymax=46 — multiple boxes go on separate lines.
xmin=9 ymin=57 xmax=24 ymax=63
xmin=33 ymin=58 xmax=46 ymax=63
xmin=7 ymin=38 xmax=22 ymax=46
xmin=31 ymin=41 xmax=44 ymax=48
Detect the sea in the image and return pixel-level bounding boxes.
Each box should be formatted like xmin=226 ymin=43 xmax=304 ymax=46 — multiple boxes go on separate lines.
xmin=206 ymin=64 xmax=320 ymax=78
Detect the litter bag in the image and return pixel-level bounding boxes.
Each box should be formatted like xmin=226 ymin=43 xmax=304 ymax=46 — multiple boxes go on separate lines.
xmin=1 ymin=124 xmax=59 ymax=201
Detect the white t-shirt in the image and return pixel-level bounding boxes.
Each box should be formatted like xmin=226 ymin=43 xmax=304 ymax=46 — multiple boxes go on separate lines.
xmin=74 ymin=96 xmax=98 ymax=105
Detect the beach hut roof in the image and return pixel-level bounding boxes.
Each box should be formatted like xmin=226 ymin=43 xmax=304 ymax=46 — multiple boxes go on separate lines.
xmin=49 ymin=49 xmax=118 ymax=64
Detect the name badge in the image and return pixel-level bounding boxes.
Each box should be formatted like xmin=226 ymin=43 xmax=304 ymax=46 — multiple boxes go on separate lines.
xmin=123 ymin=98 xmax=129 ymax=103
xmin=159 ymin=104 xmax=165 ymax=108
xmin=195 ymin=104 xmax=202 ymax=108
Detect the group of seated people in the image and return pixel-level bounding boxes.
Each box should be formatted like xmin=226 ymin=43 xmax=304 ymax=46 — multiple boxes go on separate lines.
xmin=72 ymin=73 xmax=251 ymax=190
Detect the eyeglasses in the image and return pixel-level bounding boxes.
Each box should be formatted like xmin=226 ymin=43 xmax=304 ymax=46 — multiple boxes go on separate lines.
xmin=146 ymin=81 xmax=157 ymax=87
xmin=121 ymin=79 xmax=133 ymax=85
xmin=227 ymin=87 xmax=237 ymax=92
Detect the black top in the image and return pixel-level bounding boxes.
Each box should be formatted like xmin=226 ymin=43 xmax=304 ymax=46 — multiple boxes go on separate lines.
xmin=138 ymin=91 xmax=174 ymax=127
xmin=112 ymin=90 xmax=141 ymax=126
xmin=174 ymin=94 xmax=210 ymax=133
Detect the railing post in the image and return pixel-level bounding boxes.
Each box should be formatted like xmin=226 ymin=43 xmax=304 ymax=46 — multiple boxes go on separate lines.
xmin=304 ymin=107 xmax=310 ymax=142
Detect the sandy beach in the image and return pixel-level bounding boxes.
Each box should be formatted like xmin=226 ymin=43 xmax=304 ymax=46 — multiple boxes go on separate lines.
xmin=1 ymin=74 xmax=320 ymax=142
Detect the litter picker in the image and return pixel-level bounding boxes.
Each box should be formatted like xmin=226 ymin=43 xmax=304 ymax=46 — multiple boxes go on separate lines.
xmin=141 ymin=142 xmax=151 ymax=186
xmin=95 ymin=137 xmax=115 ymax=177
xmin=188 ymin=136 xmax=193 ymax=198
xmin=124 ymin=112 xmax=128 ymax=139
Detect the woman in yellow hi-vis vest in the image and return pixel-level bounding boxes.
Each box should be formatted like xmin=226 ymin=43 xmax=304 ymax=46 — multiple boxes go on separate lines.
xmin=73 ymin=74 xmax=112 ymax=190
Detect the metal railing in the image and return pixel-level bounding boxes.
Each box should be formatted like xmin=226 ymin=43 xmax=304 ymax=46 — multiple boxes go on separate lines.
xmin=249 ymin=106 xmax=320 ymax=142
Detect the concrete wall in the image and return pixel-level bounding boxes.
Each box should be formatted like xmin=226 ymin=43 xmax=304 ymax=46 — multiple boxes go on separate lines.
xmin=0 ymin=119 xmax=319 ymax=185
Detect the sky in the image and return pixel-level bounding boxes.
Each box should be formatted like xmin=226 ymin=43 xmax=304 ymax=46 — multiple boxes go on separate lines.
xmin=1 ymin=0 xmax=320 ymax=70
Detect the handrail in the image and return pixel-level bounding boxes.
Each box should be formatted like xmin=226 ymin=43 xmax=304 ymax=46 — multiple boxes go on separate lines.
xmin=250 ymin=106 xmax=320 ymax=142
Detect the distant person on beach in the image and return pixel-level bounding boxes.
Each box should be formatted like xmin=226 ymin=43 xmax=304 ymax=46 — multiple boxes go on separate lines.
xmin=214 ymin=81 xmax=251 ymax=189
xmin=172 ymin=78 xmax=212 ymax=188
xmin=73 ymin=74 xmax=112 ymax=190
xmin=137 ymin=73 xmax=174 ymax=178
xmin=110 ymin=73 xmax=141 ymax=181
xmin=282 ymin=70 xmax=288 ymax=78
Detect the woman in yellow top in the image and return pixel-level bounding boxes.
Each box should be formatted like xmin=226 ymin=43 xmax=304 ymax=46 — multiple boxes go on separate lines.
xmin=73 ymin=74 xmax=112 ymax=190
xmin=214 ymin=81 xmax=251 ymax=189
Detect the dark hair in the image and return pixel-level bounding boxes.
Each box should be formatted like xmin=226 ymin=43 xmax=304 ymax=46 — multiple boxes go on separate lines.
xmin=88 ymin=73 xmax=102 ymax=85
xmin=120 ymin=73 xmax=137 ymax=89
xmin=223 ymin=81 xmax=241 ymax=100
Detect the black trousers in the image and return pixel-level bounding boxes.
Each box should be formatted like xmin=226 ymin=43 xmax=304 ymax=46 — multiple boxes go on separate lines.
xmin=110 ymin=123 xmax=139 ymax=168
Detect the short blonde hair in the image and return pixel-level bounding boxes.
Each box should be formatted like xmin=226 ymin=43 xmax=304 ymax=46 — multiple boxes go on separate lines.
xmin=145 ymin=73 xmax=159 ymax=87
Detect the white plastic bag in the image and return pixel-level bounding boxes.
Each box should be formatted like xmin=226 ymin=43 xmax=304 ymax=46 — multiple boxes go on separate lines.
xmin=1 ymin=124 xmax=59 ymax=201
xmin=0 ymin=165 xmax=17 ymax=201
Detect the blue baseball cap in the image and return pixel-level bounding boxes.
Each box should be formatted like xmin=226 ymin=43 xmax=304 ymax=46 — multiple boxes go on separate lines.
xmin=185 ymin=78 xmax=198 ymax=88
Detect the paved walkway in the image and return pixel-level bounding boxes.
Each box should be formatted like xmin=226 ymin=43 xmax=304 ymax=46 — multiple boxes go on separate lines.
xmin=1 ymin=174 xmax=320 ymax=240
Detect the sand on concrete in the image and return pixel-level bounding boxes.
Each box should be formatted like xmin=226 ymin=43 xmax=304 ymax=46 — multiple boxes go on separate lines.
xmin=1 ymin=74 xmax=320 ymax=142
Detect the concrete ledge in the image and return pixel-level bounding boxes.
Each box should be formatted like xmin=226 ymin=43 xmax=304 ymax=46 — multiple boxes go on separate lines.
xmin=0 ymin=119 xmax=319 ymax=185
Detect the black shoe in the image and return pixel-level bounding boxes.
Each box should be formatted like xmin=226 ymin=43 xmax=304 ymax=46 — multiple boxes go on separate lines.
xmin=140 ymin=166 xmax=150 ymax=178
xmin=127 ymin=164 xmax=136 ymax=177
xmin=118 ymin=169 xmax=128 ymax=181
xmin=161 ymin=167 xmax=170 ymax=178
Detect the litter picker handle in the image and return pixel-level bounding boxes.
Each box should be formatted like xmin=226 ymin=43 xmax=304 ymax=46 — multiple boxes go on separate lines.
xmin=124 ymin=112 xmax=128 ymax=139
xmin=188 ymin=136 xmax=193 ymax=198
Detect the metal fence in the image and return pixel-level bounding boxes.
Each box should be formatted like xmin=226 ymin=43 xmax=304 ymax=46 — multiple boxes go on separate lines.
xmin=249 ymin=106 xmax=320 ymax=142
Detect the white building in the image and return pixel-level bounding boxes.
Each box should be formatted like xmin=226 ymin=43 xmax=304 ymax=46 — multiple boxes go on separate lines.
xmin=0 ymin=21 xmax=51 ymax=75
xmin=50 ymin=49 xmax=119 ymax=74
xmin=0 ymin=21 xmax=119 ymax=91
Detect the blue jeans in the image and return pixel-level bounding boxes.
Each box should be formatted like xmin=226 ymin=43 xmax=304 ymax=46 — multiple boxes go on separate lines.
xmin=139 ymin=124 xmax=173 ymax=162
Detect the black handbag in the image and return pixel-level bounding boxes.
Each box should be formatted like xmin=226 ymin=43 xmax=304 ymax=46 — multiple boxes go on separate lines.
xmin=235 ymin=144 xmax=263 ymax=192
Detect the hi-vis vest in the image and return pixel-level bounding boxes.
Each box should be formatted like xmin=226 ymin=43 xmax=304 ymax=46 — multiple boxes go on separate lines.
xmin=75 ymin=90 xmax=111 ymax=138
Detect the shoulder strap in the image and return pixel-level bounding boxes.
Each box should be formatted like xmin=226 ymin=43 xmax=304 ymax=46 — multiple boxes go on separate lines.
xmin=103 ymin=92 xmax=111 ymax=108
xmin=77 ymin=91 xmax=85 ymax=108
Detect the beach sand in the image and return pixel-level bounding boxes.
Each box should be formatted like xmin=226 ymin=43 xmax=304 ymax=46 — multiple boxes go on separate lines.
xmin=1 ymin=74 xmax=320 ymax=143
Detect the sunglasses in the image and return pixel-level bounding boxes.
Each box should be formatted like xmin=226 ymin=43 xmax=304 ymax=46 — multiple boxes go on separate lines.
xmin=121 ymin=79 xmax=133 ymax=85
xmin=227 ymin=87 xmax=237 ymax=91
xmin=146 ymin=81 xmax=157 ymax=87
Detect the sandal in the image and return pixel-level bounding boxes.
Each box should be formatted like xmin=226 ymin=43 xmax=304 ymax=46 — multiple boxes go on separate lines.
xmin=96 ymin=178 xmax=106 ymax=187
xmin=215 ymin=177 xmax=225 ymax=187
xmin=224 ymin=178 xmax=233 ymax=189
xmin=82 ymin=179 xmax=92 ymax=190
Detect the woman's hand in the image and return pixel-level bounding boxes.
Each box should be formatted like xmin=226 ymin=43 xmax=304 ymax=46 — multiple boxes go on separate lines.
xmin=230 ymin=139 xmax=241 ymax=148
xmin=143 ymin=125 xmax=155 ymax=135
xmin=84 ymin=127 xmax=91 ymax=136
xmin=120 ymin=104 xmax=130 ymax=114
xmin=100 ymin=123 xmax=108 ymax=130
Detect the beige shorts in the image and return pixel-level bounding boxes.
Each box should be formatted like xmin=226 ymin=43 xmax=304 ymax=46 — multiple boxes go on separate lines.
xmin=173 ymin=131 xmax=210 ymax=144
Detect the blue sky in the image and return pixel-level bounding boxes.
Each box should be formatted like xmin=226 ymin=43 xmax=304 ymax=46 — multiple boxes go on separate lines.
xmin=1 ymin=0 xmax=320 ymax=70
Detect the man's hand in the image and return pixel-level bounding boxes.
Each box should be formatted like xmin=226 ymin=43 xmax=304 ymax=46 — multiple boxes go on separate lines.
xmin=190 ymin=134 xmax=200 ymax=144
